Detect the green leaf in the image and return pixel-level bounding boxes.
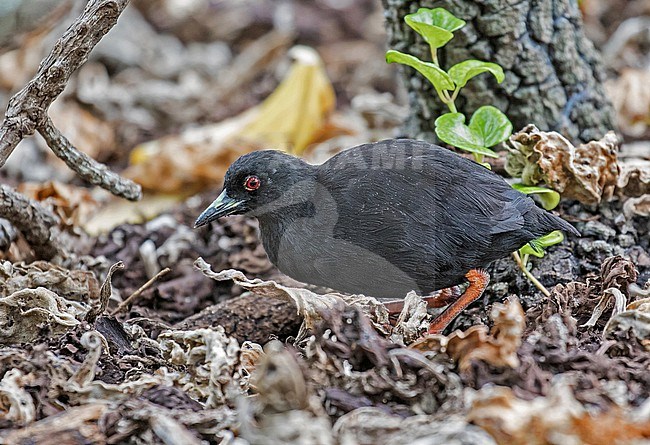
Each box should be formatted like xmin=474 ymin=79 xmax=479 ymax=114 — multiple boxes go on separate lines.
xmin=434 ymin=112 xmax=499 ymax=158
xmin=448 ymin=60 xmax=505 ymax=88
xmin=519 ymin=243 xmax=545 ymax=258
xmin=519 ymin=231 xmax=564 ymax=258
xmin=386 ymin=50 xmax=454 ymax=91
xmin=511 ymin=183 xmax=561 ymax=210
xmin=406 ymin=21 xmax=454 ymax=50
xmin=468 ymin=106 xmax=513 ymax=148
xmin=405 ymin=8 xmax=466 ymax=49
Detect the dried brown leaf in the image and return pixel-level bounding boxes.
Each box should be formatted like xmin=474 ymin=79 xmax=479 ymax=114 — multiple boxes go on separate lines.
xmin=601 ymin=255 xmax=639 ymax=293
xmin=390 ymin=291 xmax=430 ymax=344
xmin=584 ymin=256 xmax=640 ymax=328
xmin=605 ymin=297 xmax=650 ymax=351
xmin=617 ymin=160 xmax=650 ymax=197
xmin=413 ymin=298 xmax=525 ymax=372
xmin=0 ymin=369 xmax=36 ymax=426
xmin=506 ymin=125 xmax=620 ymax=205
xmin=242 ymin=341 xmax=335 ymax=444
xmin=0 ymin=287 xmax=85 ymax=344
xmin=194 ymin=257 xmax=389 ymax=334
xmin=157 ymin=326 xmax=255 ymax=408
xmin=18 ymin=181 xmax=100 ymax=228
xmin=623 ymin=194 xmax=650 ymax=218
xmin=469 ymin=380 xmax=650 ymax=445
xmin=0 ymin=260 xmax=99 ymax=301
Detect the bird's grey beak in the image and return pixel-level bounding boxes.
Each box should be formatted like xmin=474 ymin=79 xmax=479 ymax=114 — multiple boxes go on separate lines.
xmin=194 ymin=190 xmax=243 ymax=228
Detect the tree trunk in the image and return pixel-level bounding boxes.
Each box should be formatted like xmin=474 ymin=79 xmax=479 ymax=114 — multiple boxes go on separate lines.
xmin=382 ymin=0 xmax=617 ymax=144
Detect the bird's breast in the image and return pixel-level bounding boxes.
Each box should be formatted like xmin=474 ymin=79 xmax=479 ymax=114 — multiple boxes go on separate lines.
xmin=258 ymin=214 xmax=430 ymax=298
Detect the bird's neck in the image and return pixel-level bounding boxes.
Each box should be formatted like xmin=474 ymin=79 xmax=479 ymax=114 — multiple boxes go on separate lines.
xmin=257 ymin=201 xmax=315 ymax=265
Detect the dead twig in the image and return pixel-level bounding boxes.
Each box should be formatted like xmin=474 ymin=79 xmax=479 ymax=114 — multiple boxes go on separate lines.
xmin=512 ymin=251 xmax=551 ymax=297
xmin=86 ymin=261 xmax=124 ymax=323
xmin=0 ymin=184 xmax=67 ymax=259
xmin=0 ymin=0 xmax=141 ymax=201
xmin=110 ymin=267 xmax=171 ymax=316
xmin=39 ymin=116 xmax=141 ymax=200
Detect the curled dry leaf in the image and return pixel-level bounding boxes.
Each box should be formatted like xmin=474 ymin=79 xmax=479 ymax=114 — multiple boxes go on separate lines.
xmin=582 ymin=288 xmax=628 ymax=329
xmin=194 ymin=257 xmax=389 ymax=334
xmin=390 ymin=291 xmax=430 ymax=344
xmin=0 ymin=369 xmax=36 ymax=426
xmin=125 ymin=46 xmax=336 ymax=194
xmin=468 ymin=379 xmax=650 ymax=445
xmin=412 ymin=298 xmax=525 ymax=373
xmin=0 ymin=287 xmax=86 ymax=344
xmin=0 ymin=260 xmax=99 ymax=301
xmin=251 ymin=341 xmax=309 ymax=413
xmin=617 ymin=159 xmax=650 ymax=197
xmin=605 ymin=297 xmax=650 ymax=351
xmin=241 ymin=340 xmax=335 ymax=445
xmin=505 ymin=125 xmax=620 ymax=205
xmin=157 ymin=326 xmax=256 ymax=408
xmin=85 ymin=261 xmax=123 ymax=324
xmin=333 ymin=409 xmax=497 ymax=445
xmin=585 ymin=255 xmax=640 ymax=328
xmin=601 ymin=255 xmax=639 ymax=293
xmin=238 ymin=341 xmax=264 ymax=389
xmin=17 ymin=181 xmax=101 ymax=228
xmin=67 ymin=331 xmax=106 ymax=387
xmin=623 ymin=194 xmax=650 ymax=219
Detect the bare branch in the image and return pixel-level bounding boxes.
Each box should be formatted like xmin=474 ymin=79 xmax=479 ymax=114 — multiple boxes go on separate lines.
xmin=0 ymin=0 xmax=129 ymax=164
xmin=39 ymin=116 xmax=142 ymax=201
xmin=0 ymin=0 xmax=141 ymax=201
xmin=0 ymin=185 xmax=67 ymax=259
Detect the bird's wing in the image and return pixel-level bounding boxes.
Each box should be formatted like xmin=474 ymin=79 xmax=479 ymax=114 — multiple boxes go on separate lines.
xmin=316 ymin=140 xmax=540 ymax=288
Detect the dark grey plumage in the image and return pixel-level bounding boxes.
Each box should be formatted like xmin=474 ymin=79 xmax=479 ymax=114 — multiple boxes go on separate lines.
xmin=196 ymin=139 xmax=578 ymax=299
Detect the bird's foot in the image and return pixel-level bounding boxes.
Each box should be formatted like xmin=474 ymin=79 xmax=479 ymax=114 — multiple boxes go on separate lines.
xmin=427 ymin=269 xmax=489 ymax=335
xmin=423 ymin=285 xmax=462 ymax=308
xmin=383 ymin=286 xmax=463 ymax=316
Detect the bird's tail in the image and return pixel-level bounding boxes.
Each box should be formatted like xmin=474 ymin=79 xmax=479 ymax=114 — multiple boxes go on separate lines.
xmin=538 ymin=211 xmax=581 ymax=238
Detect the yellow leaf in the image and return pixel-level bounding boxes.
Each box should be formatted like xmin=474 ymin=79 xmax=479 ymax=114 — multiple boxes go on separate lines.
xmin=242 ymin=46 xmax=336 ymax=154
xmin=81 ymin=193 xmax=183 ymax=235
xmin=125 ymin=46 xmax=336 ymax=194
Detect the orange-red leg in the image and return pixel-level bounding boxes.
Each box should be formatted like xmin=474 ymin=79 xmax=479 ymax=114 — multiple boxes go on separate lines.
xmin=427 ymin=269 xmax=489 ymax=334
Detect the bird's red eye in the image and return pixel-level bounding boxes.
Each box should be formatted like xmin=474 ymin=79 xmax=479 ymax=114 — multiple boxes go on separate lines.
xmin=244 ymin=175 xmax=261 ymax=191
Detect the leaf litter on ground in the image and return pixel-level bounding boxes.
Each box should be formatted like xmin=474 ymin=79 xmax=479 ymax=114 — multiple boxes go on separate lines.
xmin=0 ymin=0 xmax=649 ymax=443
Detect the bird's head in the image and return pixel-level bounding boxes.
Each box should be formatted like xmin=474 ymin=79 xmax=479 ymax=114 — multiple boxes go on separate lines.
xmin=194 ymin=150 xmax=316 ymax=228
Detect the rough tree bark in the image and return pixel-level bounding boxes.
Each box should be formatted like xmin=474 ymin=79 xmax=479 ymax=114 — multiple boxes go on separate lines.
xmin=382 ymin=0 xmax=617 ymax=144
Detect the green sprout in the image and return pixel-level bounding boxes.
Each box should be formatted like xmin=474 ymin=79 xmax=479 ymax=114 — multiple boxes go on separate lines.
xmin=386 ymin=7 xmax=510 ymax=165
xmin=387 ymin=7 xmax=568 ymax=296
